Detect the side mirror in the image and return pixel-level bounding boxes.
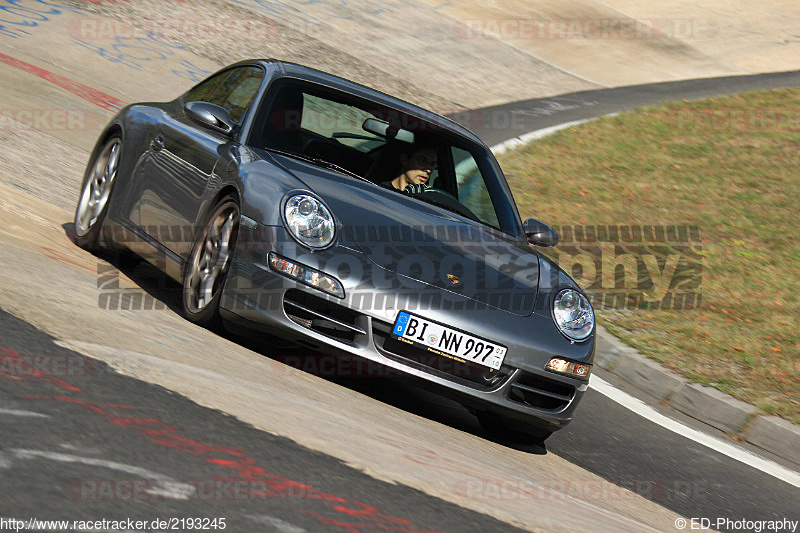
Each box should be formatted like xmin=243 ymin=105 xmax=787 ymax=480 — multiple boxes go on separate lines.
xmin=523 ymin=218 xmax=559 ymax=247
xmin=184 ymin=101 xmax=235 ymax=136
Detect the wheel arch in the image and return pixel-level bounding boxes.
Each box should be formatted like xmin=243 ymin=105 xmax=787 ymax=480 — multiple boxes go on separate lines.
xmin=213 ymin=185 xmax=241 ymax=207
xmin=183 ymin=185 xmax=242 ymax=276
xmin=191 ymin=185 xmax=242 ymax=237
xmin=92 ymin=124 xmax=124 ymax=159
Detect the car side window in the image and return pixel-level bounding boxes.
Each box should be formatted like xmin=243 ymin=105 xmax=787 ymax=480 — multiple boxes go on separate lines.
xmin=452 ymin=147 xmax=500 ymax=228
xmin=184 ymin=72 xmax=228 ymax=106
xmin=184 ymin=66 xmax=265 ymax=124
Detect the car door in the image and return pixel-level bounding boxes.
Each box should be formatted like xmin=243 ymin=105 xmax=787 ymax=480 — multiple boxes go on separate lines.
xmin=138 ymin=65 xmax=265 ymax=257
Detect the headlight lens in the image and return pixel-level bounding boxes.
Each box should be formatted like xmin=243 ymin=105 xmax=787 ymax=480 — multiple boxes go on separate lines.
xmin=284 ymin=194 xmax=335 ymax=248
xmin=552 ymin=288 xmax=594 ymax=340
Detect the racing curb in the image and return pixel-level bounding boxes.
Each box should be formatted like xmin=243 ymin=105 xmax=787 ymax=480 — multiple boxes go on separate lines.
xmin=594 ymin=325 xmax=800 ymax=467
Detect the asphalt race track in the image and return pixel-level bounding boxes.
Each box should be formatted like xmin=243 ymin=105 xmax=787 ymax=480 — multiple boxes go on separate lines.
xmin=0 ymin=308 xmax=529 ymax=533
xmin=1 ymin=3 xmax=799 ymax=531
xmin=464 ymin=69 xmax=800 ymax=148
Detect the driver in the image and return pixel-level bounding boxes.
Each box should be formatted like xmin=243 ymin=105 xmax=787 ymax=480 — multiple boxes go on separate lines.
xmin=379 ymin=145 xmax=437 ymax=194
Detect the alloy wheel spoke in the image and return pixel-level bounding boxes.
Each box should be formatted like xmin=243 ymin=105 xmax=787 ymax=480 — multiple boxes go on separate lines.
xmin=217 ymin=214 xmax=235 ymax=271
xmin=199 ymin=266 xmax=219 ymax=306
xmin=76 ymin=139 xmax=120 ymax=236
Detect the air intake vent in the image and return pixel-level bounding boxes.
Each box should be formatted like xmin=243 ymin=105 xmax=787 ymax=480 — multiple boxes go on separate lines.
xmin=283 ymin=289 xmax=366 ymax=344
xmin=508 ymin=372 xmax=575 ymax=411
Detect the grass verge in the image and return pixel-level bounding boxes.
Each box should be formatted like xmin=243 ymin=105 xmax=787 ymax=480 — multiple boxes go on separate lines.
xmin=498 ymin=88 xmax=799 ymax=423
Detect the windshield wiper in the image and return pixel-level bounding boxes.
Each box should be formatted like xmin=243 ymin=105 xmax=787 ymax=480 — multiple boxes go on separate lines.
xmin=264 ymin=148 xmax=375 ymax=185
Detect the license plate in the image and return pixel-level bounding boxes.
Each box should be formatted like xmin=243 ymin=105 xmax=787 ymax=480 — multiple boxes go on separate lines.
xmin=391 ymin=311 xmax=507 ymax=370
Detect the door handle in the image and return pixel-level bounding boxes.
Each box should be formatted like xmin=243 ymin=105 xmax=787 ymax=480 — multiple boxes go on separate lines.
xmin=152 ymin=134 xmax=165 ymax=151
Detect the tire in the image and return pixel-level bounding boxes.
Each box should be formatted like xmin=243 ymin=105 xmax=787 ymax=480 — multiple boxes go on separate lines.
xmin=73 ymin=135 xmax=122 ymax=251
xmin=182 ymin=195 xmax=240 ymax=328
xmin=476 ymin=411 xmax=553 ymax=444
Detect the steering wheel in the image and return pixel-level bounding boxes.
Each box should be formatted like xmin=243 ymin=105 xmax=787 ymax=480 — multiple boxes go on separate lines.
xmin=418 ymin=188 xmax=479 ymax=220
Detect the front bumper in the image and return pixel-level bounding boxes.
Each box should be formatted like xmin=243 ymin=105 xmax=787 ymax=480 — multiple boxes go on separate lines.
xmin=220 ymin=225 xmax=594 ymax=432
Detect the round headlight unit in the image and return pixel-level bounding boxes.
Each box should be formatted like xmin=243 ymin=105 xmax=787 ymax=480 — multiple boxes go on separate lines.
xmin=283 ymin=194 xmax=335 ymax=249
xmin=552 ymin=288 xmax=594 ymax=341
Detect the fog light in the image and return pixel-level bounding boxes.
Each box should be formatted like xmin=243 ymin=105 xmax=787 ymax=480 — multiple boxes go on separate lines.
xmin=269 ymin=253 xmax=345 ymax=298
xmin=545 ymin=358 xmax=591 ymax=380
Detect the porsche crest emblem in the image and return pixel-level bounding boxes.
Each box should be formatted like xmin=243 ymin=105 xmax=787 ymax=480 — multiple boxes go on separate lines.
xmin=447 ymin=274 xmax=460 ymax=285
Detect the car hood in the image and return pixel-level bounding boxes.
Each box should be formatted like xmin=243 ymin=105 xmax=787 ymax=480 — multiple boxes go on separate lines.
xmin=268 ymin=154 xmax=539 ymax=317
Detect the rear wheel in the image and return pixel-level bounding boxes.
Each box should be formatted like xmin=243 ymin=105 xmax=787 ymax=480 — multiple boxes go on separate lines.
xmin=74 ymin=135 xmax=122 ymax=250
xmin=182 ymin=195 xmax=240 ymax=328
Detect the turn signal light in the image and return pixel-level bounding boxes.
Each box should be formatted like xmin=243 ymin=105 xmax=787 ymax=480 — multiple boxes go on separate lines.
xmin=545 ymin=358 xmax=591 ymax=380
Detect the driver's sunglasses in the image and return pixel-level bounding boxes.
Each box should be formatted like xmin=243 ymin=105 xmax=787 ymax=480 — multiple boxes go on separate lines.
xmin=413 ymin=154 xmax=438 ymax=170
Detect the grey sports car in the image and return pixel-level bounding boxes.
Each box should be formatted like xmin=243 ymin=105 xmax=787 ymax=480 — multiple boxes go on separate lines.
xmin=73 ymin=59 xmax=595 ymax=442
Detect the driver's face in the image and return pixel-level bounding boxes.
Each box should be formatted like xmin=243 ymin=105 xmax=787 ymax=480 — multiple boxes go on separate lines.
xmin=401 ymin=148 xmax=437 ymax=186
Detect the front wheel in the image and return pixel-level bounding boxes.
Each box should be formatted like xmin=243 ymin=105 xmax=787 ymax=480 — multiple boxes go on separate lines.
xmin=182 ymin=195 xmax=240 ymax=328
xmin=73 ymin=135 xmax=122 ymax=250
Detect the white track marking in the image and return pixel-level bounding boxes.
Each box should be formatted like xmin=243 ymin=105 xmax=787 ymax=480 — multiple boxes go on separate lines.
xmin=490 ymin=119 xmax=591 ymax=155
xmin=6 ymin=450 xmax=196 ymax=499
xmin=0 ymin=409 xmax=50 ymax=418
xmin=245 ymin=515 xmax=309 ymax=533
xmin=590 ymin=376 xmax=800 ymax=487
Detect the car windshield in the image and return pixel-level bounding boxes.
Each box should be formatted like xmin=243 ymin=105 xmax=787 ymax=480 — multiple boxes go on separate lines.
xmin=250 ymin=79 xmax=520 ymax=233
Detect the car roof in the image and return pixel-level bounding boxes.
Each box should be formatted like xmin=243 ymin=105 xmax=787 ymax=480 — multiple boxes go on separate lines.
xmin=234 ymin=58 xmax=486 ymax=147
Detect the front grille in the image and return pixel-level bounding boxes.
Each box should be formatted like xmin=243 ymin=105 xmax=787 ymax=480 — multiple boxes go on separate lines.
xmin=283 ymin=289 xmax=366 ymax=345
xmin=508 ymin=372 xmax=575 ymax=411
xmin=372 ymin=319 xmax=511 ymax=389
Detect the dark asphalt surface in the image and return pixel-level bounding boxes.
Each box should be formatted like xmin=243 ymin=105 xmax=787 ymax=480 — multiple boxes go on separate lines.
xmin=461 ymin=69 xmax=800 ymax=147
xmin=550 ymin=388 xmax=800 ymax=528
xmin=0 ymin=307 xmax=527 ymax=533
xmin=3 ymin=71 xmax=800 ymax=532
xmin=328 ymin=372 xmax=800 ymax=532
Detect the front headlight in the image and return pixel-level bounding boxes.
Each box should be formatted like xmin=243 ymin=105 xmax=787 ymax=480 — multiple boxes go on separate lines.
xmin=284 ymin=194 xmax=335 ymax=248
xmin=552 ymin=288 xmax=594 ymax=341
